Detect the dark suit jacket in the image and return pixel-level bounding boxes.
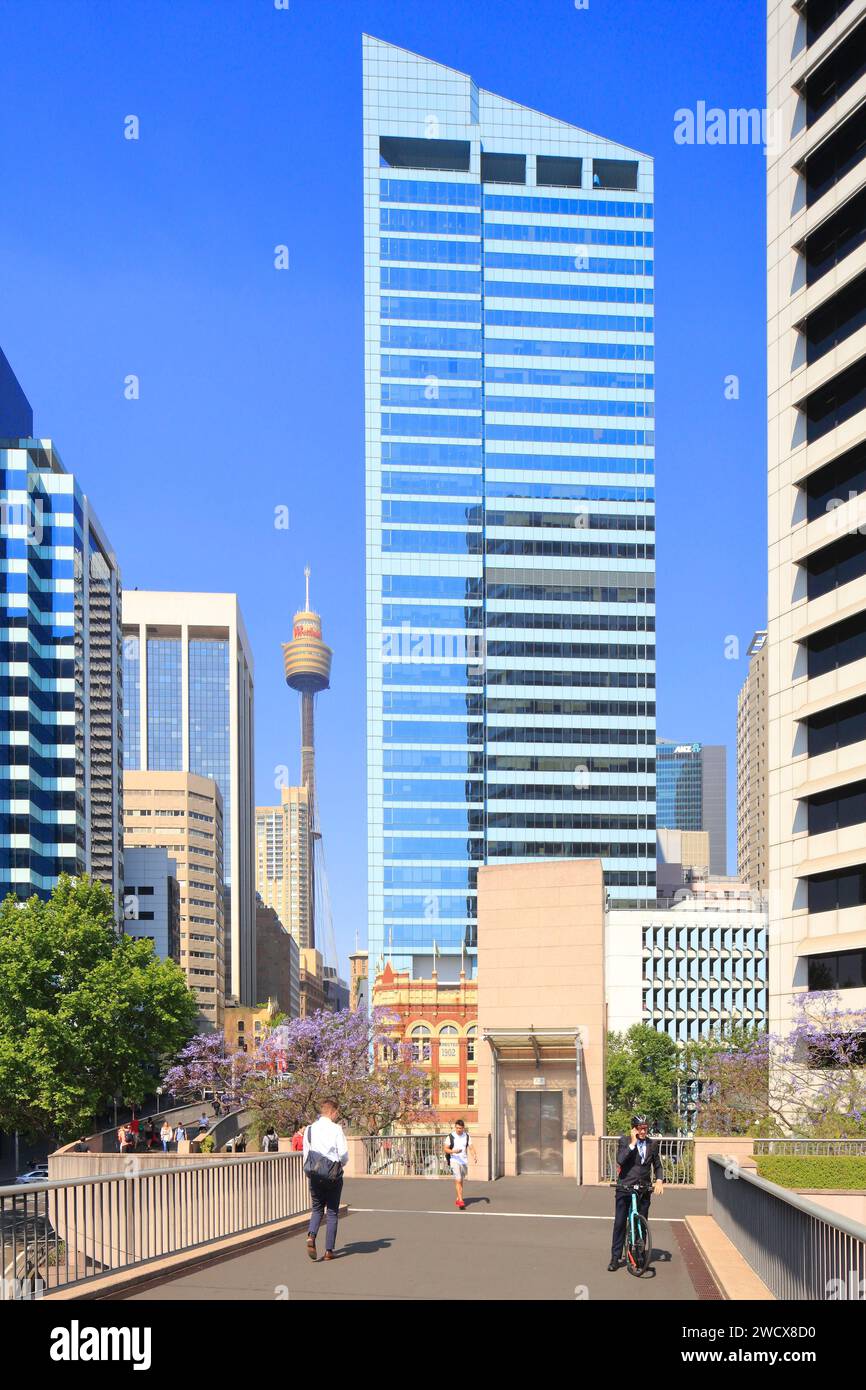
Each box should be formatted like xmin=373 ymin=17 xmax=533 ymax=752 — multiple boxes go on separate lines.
xmin=616 ymin=1135 xmax=663 ymax=1189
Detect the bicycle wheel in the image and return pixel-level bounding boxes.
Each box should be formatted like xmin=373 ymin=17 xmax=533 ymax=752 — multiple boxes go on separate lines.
xmin=626 ymin=1215 xmax=651 ymax=1276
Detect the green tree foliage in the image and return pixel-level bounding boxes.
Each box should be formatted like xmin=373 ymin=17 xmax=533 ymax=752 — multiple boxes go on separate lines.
xmin=606 ymin=1024 xmax=678 ymax=1134
xmin=0 ymin=876 xmax=198 ymax=1139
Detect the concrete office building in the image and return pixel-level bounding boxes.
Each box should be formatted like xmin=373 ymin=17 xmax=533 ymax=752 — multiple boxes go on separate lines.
xmin=254 ymin=785 xmax=311 ymax=948
xmin=124 ymin=770 xmax=225 ymax=1026
xmin=656 ymin=741 xmax=727 ymax=876
xmin=607 ymin=897 xmax=768 ymax=1045
xmin=122 ymin=846 xmax=180 ymax=963
xmin=737 ymin=630 xmax=770 ymax=896
xmin=768 ymin=0 xmax=866 ymax=1038
xmin=122 ymin=591 xmax=255 ymax=1004
xmin=364 ymin=37 xmax=657 ymax=983
xmin=349 ymin=948 xmax=369 ymax=1011
xmin=0 ymin=353 xmax=123 ymax=911
xmin=299 ymin=947 xmax=327 ymax=1017
xmin=476 ymin=859 xmax=606 ymax=1181
xmin=255 ymin=898 xmax=300 ymax=1020
xmin=656 ymin=827 xmax=711 ymax=899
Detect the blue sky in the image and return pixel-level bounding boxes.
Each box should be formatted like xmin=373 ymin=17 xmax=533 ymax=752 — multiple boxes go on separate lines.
xmin=0 ymin=0 xmax=767 ymax=971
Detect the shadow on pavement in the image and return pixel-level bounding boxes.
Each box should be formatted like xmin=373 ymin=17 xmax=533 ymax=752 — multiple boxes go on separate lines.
xmin=462 ymin=1196 xmax=490 ymax=1208
xmin=332 ymin=1237 xmax=394 ymax=1258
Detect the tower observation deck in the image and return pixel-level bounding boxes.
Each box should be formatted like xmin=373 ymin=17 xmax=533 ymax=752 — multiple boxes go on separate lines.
xmin=282 ymin=568 xmax=332 ymax=949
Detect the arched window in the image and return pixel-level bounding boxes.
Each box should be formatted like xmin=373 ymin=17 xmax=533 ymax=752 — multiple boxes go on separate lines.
xmin=467 ymin=1026 xmax=477 ymax=1063
xmin=410 ymin=1025 xmax=431 ymax=1062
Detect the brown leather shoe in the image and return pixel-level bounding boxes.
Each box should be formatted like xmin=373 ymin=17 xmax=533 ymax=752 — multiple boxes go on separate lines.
xmin=306 ymin=1238 xmax=317 ymax=1261
xmin=323 ymin=1251 xmax=335 ymax=1261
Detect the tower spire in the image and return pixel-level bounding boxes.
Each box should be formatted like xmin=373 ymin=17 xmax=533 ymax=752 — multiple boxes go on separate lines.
xmin=282 ymin=567 xmax=333 ymax=950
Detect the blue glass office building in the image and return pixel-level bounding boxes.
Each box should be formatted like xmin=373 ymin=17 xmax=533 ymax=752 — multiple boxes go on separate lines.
xmin=121 ymin=591 xmax=256 ymax=1003
xmin=656 ymin=740 xmax=727 ymax=876
xmin=364 ymin=39 xmax=656 ymax=979
xmin=0 ymin=352 xmax=123 ymax=909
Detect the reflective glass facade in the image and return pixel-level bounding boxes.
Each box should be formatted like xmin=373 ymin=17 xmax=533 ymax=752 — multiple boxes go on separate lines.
xmin=146 ymin=638 xmax=182 ymax=771
xmin=0 ymin=440 xmax=122 ymax=906
xmin=189 ymin=638 xmax=231 ymax=866
xmin=121 ymin=594 xmax=256 ymax=1004
xmin=656 ymin=740 xmax=727 ymax=876
xmin=365 ymin=39 xmax=656 ymax=978
xmin=122 ymin=634 xmax=141 ymax=771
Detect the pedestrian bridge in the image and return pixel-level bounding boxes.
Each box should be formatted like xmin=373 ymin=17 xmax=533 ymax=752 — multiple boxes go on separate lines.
xmin=2 ymin=1149 xmax=864 ymax=1301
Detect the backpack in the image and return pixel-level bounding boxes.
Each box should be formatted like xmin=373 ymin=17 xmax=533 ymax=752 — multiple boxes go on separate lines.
xmin=445 ymin=1131 xmax=469 ymax=1164
xmin=303 ymin=1125 xmax=343 ymax=1183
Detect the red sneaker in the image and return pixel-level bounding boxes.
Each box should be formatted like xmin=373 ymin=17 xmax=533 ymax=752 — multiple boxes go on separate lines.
xmin=456 ymin=1199 xmax=465 ymax=1209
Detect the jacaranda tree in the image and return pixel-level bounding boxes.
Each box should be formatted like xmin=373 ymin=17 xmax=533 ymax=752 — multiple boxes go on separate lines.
xmin=247 ymin=1006 xmax=435 ymax=1136
xmin=695 ymin=992 xmax=866 ymax=1137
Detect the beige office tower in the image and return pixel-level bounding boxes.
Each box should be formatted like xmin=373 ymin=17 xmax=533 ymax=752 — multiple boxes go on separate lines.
xmin=768 ymin=0 xmax=866 ymax=1041
xmin=124 ymin=771 xmax=225 ymax=1027
xmin=121 ymin=592 xmax=255 ymax=1005
xmin=736 ymin=631 xmax=769 ymax=896
xmin=254 ymin=785 xmax=312 ymax=947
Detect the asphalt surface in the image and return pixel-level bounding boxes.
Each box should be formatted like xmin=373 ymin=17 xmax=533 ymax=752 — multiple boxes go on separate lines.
xmin=128 ymin=1177 xmax=709 ymax=1301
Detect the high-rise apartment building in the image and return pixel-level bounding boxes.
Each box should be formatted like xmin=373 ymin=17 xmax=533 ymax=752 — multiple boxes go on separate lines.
xmin=124 ymin=770 xmax=225 ymax=1025
xmin=656 ymin=741 xmax=727 ymax=876
xmin=768 ymin=0 xmax=866 ymax=1036
xmin=0 ymin=354 xmax=123 ymax=910
xmin=737 ymin=630 xmax=769 ymax=895
xmin=121 ymin=592 xmax=255 ymax=1002
xmin=254 ymin=785 xmax=311 ymax=946
xmin=364 ymin=37 xmax=656 ymax=980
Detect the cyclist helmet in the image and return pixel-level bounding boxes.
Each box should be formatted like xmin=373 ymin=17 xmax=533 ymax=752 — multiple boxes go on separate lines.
xmin=631 ymin=1114 xmax=649 ymax=1127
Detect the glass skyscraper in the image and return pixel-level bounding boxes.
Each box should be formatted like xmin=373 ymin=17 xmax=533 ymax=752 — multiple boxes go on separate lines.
xmin=121 ymin=592 xmax=255 ymax=1004
xmin=0 ymin=351 xmax=123 ymax=910
xmin=656 ymin=740 xmax=727 ymax=876
xmin=364 ymin=38 xmax=656 ymax=980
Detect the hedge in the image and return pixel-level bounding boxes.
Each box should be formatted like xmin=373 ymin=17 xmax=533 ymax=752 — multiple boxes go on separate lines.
xmin=755 ymin=1155 xmax=866 ymax=1190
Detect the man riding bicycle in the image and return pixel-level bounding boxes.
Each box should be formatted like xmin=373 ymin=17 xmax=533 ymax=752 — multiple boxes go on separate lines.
xmin=608 ymin=1115 xmax=664 ymax=1272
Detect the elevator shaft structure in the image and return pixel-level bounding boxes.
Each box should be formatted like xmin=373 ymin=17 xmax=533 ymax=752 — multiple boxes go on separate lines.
xmin=282 ymin=568 xmax=332 ymax=950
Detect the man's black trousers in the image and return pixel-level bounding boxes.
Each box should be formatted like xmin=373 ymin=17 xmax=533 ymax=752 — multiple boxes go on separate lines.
xmin=308 ymin=1175 xmax=343 ymax=1253
xmin=611 ymin=1187 xmax=651 ymax=1260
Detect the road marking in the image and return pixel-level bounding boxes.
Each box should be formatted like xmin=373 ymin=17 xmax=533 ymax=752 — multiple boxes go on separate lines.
xmin=348 ymin=1207 xmax=686 ymax=1223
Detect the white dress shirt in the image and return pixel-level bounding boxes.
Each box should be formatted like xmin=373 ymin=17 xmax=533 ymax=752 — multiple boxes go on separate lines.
xmin=303 ymin=1116 xmax=349 ymax=1166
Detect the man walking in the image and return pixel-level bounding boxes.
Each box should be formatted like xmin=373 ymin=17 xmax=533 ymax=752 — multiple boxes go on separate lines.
xmin=303 ymin=1099 xmax=348 ymax=1262
xmin=444 ymin=1118 xmax=476 ymax=1208
xmin=608 ymin=1115 xmax=664 ymax=1271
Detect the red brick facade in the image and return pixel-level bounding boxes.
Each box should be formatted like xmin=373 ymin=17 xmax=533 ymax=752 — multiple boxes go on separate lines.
xmin=372 ymin=961 xmax=478 ymax=1124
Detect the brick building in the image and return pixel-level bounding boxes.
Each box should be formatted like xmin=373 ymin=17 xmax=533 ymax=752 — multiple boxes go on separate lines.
xmin=372 ymin=961 xmax=477 ymax=1124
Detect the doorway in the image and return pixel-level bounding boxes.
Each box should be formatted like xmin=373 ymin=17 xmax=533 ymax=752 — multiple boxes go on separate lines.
xmin=515 ymin=1090 xmax=563 ymax=1174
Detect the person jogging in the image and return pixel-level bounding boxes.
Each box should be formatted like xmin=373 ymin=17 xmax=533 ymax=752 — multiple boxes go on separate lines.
xmin=444 ymin=1118 xmax=476 ymax=1208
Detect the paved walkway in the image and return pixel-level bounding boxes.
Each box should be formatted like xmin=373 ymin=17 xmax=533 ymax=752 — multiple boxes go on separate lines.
xmin=128 ymin=1179 xmax=710 ymax=1301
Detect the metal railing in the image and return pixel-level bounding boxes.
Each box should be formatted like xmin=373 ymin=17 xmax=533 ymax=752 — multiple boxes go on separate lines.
xmin=708 ymin=1152 xmax=866 ymax=1300
xmin=600 ymin=1136 xmax=695 ymax=1185
xmin=0 ymin=1151 xmax=309 ymax=1299
xmin=362 ymin=1134 xmax=450 ymax=1177
xmin=754 ymin=1138 xmax=866 ymax=1156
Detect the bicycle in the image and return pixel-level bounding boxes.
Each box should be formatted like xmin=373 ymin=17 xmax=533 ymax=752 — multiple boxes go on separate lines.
xmin=621 ymin=1181 xmax=653 ymax=1276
